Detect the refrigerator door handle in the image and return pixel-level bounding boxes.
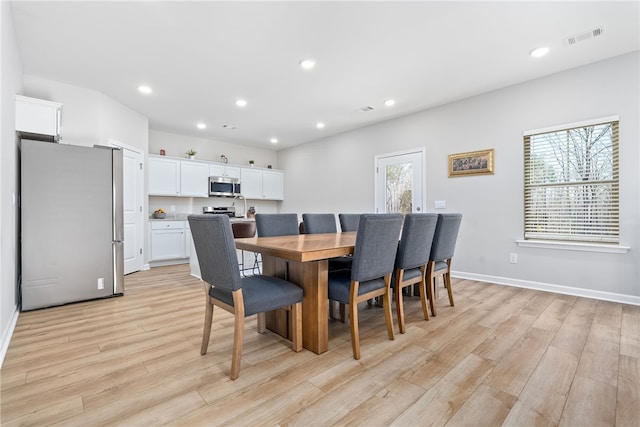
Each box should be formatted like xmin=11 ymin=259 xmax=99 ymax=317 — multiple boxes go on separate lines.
xmin=113 ymin=241 xmax=124 ymax=295
xmin=112 ymin=148 xmax=124 ymax=242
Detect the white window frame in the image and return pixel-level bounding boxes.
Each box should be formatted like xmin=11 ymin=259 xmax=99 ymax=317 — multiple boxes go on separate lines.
xmin=518 ymin=116 xmax=629 ymax=254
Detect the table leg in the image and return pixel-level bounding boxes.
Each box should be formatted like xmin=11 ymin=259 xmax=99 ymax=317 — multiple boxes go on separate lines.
xmin=261 ymin=255 xmax=329 ymax=354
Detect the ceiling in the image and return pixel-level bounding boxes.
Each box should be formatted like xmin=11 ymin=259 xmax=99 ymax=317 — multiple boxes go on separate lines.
xmin=10 ymin=1 xmax=640 ymax=150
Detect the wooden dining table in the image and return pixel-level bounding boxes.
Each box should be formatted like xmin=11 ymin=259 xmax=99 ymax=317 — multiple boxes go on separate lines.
xmin=234 ymin=232 xmax=356 ymax=354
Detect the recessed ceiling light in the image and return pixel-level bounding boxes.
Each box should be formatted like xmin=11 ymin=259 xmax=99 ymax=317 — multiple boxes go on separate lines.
xmin=299 ymin=59 xmax=316 ymax=70
xmin=316 ymin=122 xmax=325 ymax=129
xmin=138 ymin=85 xmax=152 ymax=94
xmin=197 ymin=123 xmax=206 ymax=130
xmin=530 ymin=47 xmax=550 ymax=58
xmin=235 ymin=99 xmax=247 ymax=107
xmin=270 ymin=138 xmax=278 ymax=144
xmin=384 ymin=99 xmax=396 ymax=107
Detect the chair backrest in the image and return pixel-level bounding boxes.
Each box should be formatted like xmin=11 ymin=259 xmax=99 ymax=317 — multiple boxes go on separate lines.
xmin=255 ymin=213 xmax=300 ymax=237
xmin=396 ymin=213 xmax=438 ymax=270
xmin=339 ymin=213 xmax=361 ymax=232
xmin=188 ymin=214 xmax=242 ymax=291
xmin=430 ymin=213 xmax=463 ymax=262
xmin=302 ymin=213 xmax=337 ymax=234
xmin=351 ymin=214 xmax=403 ymax=283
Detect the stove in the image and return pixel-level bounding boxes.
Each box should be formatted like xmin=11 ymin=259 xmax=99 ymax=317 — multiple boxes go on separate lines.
xmin=202 ymin=206 xmax=236 ymax=217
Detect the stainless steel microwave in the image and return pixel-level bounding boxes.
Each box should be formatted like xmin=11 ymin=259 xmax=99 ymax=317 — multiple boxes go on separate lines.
xmin=209 ymin=176 xmax=241 ymax=197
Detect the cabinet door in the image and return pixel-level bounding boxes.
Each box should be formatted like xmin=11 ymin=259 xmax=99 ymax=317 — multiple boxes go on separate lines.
xmin=210 ymin=163 xmax=240 ymax=179
xmin=180 ymin=161 xmax=209 ymax=197
xmin=148 ymin=157 xmax=180 ymax=196
xmin=209 ymin=163 xmax=225 ymax=177
xmin=150 ymin=229 xmax=186 ymax=260
xmin=262 ymin=170 xmax=284 ymax=200
xmin=241 ymin=167 xmax=262 ymax=199
xmin=225 ymin=166 xmax=241 ymax=179
xmin=15 ymin=95 xmax=62 ymax=140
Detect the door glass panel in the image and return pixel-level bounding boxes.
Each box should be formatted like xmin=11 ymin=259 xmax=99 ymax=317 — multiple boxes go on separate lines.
xmin=386 ymin=162 xmax=413 ymax=214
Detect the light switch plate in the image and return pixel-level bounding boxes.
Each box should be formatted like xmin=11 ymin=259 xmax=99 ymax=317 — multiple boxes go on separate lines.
xmin=434 ymin=200 xmax=446 ymax=209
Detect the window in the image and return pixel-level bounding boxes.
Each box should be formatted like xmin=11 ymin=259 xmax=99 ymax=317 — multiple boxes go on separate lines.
xmin=523 ymin=118 xmax=619 ymax=244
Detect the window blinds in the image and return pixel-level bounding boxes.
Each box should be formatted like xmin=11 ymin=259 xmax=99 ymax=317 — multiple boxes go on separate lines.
xmin=523 ymin=120 xmax=619 ymax=243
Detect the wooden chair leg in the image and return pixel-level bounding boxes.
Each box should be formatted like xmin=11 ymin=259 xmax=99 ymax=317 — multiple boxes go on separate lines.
xmin=383 ymin=288 xmax=395 ymax=341
xmin=257 ymin=312 xmax=266 ymax=333
xmin=418 ymin=278 xmax=430 ymax=321
xmin=230 ymin=313 xmax=244 ymax=380
xmin=445 ymin=271 xmax=455 ymax=307
xmin=291 ymin=302 xmax=302 ymax=352
xmin=201 ymin=297 xmax=214 ymax=355
xmin=428 ymin=277 xmax=437 ymax=317
xmin=396 ymin=285 xmax=406 ymax=334
xmin=394 ymin=269 xmax=405 ymax=334
xmin=349 ymin=302 xmax=360 ymax=360
xmin=229 ymin=290 xmax=246 ymax=380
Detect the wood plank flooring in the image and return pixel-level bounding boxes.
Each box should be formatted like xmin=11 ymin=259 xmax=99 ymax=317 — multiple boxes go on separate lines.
xmin=1 ymin=265 xmax=638 ymax=426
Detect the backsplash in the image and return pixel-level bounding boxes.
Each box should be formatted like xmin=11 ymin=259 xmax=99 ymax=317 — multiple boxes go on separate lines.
xmin=149 ymin=196 xmax=279 ymax=218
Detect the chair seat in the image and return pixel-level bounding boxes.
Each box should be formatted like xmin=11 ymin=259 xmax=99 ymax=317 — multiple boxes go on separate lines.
xmin=432 ymin=260 xmax=449 ymax=272
xmin=391 ymin=266 xmax=423 ymax=287
xmin=211 ymin=275 xmax=303 ymax=316
xmin=328 ymin=269 xmax=386 ymax=304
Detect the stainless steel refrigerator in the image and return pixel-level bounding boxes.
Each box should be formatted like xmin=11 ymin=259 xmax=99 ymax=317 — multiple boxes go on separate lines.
xmin=20 ymin=139 xmax=124 ymax=310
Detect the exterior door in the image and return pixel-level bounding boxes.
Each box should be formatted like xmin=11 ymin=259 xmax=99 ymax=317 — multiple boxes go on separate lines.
xmin=375 ymin=148 xmax=425 ymax=214
xmin=110 ymin=140 xmax=144 ymax=274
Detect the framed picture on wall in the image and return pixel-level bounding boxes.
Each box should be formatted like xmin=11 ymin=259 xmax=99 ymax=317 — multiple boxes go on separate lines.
xmin=448 ymin=149 xmax=494 ymax=177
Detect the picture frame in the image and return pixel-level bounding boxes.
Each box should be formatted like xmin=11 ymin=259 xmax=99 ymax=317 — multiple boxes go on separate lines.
xmin=448 ymin=149 xmax=494 ymax=177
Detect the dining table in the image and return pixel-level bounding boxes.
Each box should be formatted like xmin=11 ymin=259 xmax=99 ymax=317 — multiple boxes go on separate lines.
xmin=234 ymin=232 xmax=356 ymax=354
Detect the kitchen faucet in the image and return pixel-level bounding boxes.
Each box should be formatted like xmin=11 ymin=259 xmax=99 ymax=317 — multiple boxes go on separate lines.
xmin=232 ymin=194 xmax=247 ymax=218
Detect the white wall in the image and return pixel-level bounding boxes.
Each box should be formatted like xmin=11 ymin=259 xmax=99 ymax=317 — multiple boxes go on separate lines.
xmin=279 ymin=52 xmax=640 ymax=303
xmin=23 ymin=75 xmax=148 ymax=152
xmin=0 ymin=0 xmax=24 ymax=366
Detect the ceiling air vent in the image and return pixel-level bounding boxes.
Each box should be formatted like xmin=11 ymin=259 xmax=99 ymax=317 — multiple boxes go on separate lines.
xmin=564 ymin=26 xmax=605 ymax=46
xmin=357 ymin=106 xmax=375 ymax=113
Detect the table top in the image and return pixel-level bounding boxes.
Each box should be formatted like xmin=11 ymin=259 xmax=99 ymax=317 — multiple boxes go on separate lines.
xmin=235 ymin=232 xmax=356 ymax=263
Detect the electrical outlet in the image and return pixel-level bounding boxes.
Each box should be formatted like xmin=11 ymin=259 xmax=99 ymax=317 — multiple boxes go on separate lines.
xmin=509 ymin=253 xmax=518 ymax=264
xmin=170 ymin=205 xmax=176 ymax=212
xmin=434 ymin=200 xmax=446 ymax=209
xmin=97 ymin=277 xmax=104 ymax=289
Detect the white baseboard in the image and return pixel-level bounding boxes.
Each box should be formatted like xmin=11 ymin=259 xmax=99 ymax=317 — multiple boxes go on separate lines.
xmin=0 ymin=305 xmax=20 ymax=369
xmin=452 ymin=271 xmax=640 ymax=306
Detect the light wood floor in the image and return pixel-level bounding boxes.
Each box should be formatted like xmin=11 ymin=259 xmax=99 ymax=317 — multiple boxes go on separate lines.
xmin=1 ymin=265 xmax=639 ymax=426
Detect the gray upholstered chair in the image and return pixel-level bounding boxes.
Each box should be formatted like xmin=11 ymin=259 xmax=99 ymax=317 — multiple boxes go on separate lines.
xmin=188 ymin=214 xmax=303 ymax=380
xmin=426 ymin=213 xmax=463 ymax=316
xmin=302 ymin=213 xmax=352 ymax=272
xmin=338 ymin=213 xmax=361 ymax=232
xmin=328 ymin=213 xmax=403 ymax=359
xmin=255 ymin=213 xmax=299 ymax=237
xmin=301 ymin=213 xmax=338 ymax=242
xmin=393 ymin=213 xmax=438 ymax=333
xmin=302 ymin=213 xmax=337 ymax=234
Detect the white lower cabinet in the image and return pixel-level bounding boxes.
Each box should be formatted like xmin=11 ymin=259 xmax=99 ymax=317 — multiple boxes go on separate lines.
xmin=150 ymin=220 xmax=189 ymax=261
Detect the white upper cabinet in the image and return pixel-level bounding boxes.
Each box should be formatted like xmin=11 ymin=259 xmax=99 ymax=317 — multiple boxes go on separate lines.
xmin=148 ymin=157 xmax=180 ymax=196
xmin=240 ymin=167 xmax=262 ymax=199
xmin=241 ymin=167 xmax=284 ymax=200
xmin=15 ymin=95 xmax=63 ymax=142
xmin=209 ymin=163 xmax=241 ymax=179
xmin=262 ymin=170 xmax=284 ymax=200
xmin=180 ymin=161 xmax=209 ymax=197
